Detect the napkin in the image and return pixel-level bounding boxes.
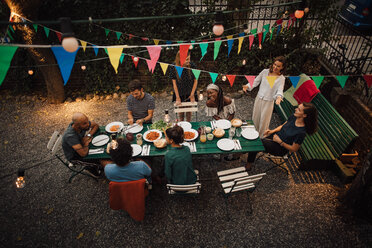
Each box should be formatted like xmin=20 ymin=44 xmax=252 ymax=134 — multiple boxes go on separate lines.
xmin=89 ymin=148 xmax=104 ymax=155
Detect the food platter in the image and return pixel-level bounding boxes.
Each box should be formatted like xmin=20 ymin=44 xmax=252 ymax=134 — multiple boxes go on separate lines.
xmin=217 ymin=138 xmax=235 ymax=151
xmin=231 ymin=118 xmax=243 ymax=128
xmin=105 ymin=121 xmax=124 ymax=133
xmin=143 ymin=129 xmax=162 ymax=142
xmin=184 ymin=129 xmax=198 ymax=141
xmin=241 ymin=128 xmax=259 ymax=140
xmin=92 ymin=134 xmax=110 ymax=146
xmin=177 ymin=121 xmax=192 ymax=131
xmin=215 ymin=119 xmax=232 ymax=129
xmin=131 ymin=144 xmax=142 ymax=156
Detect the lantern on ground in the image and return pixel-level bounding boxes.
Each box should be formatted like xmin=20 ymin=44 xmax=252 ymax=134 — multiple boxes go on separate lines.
xmin=16 ymin=168 xmax=25 ymax=189
xmin=60 ymin=17 xmax=79 ymax=53
xmin=213 ymin=11 xmax=224 ymax=36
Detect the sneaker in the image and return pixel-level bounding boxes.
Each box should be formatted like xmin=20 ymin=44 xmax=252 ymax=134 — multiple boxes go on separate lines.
xmin=83 ymin=166 xmax=101 ymax=178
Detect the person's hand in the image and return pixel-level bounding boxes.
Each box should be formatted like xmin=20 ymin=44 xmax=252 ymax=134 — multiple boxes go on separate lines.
xmin=275 ymin=96 xmax=282 ymax=105
xmin=82 ymin=136 xmax=91 ymax=146
xmin=213 ymin=115 xmax=221 ymax=120
xmin=106 ymin=143 xmax=111 ymax=154
xmin=136 ymin=118 xmax=144 ymax=126
xmin=189 ymin=94 xmax=195 ymax=103
xmin=273 ymin=134 xmax=282 ymax=144
xmin=263 ymin=129 xmax=272 ymax=137
xmin=128 ymin=118 xmax=134 ymax=125
xmin=175 ymin=97 xmax=182 ymax=106
xmin=242 ymin=85 xmax=249 ymax=93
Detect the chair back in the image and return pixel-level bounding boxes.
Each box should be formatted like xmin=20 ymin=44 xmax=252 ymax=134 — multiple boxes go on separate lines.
xmin=47 ymin=131 xmax=60 ymax=150
xmin=109 ymin=179 xmax=148 ymax=221
xmin=166 ymin=182 xmax=202 ymax=195
xmin=174 ymin=102 xmax=198 ymax=121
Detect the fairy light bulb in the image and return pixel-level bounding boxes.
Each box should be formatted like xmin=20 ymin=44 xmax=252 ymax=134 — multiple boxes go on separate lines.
xmin=295 ymin=10 xmax=305 ymax=19
xmin=242 ymin=59 xmax=246 ymax=66
xmin=81 ymin=65 xmax=86 ymax=70
xmin=133 ymin=57 xmax=139 ymax=62
xmin=222 ymin=75 xmax=227 ymax=81
xmin=304 ymin=7 xmax=309 ymax=13
xmin=198 ymin=90 xmax=204 ymax=101
xmin=164 ymin=109 xmax=170 ymax=123
xmin=16 ymin=169 xmax=25 ymax=189
xmin=28 ymin=69 xmax=34 ymax=75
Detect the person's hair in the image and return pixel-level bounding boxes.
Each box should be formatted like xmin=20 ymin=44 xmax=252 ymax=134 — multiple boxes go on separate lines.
xmin=128 ymin=79 xmax=143 ymax=92
xmin=269 ymin=56 xmax=286 ymax=75
xmin=166 ymin=125 xmax=184 ymax=144
xmin=303 ymin=102 xmax=318 ymax=135
xmin=109 ymin=138 xmax=133 ymax=166
xmin=213 ymin=85 xmax=225 ymax=114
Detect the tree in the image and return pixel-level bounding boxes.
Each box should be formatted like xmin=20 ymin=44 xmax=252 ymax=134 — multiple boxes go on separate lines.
xmin=4 ymin=0 xmax=65 ymax=103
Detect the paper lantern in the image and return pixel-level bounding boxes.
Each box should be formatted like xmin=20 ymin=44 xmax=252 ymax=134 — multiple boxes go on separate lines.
xmin=295 ymin=10 xmax=304 ymax=19
xmin=213 ymin=11 xmax=224 ymax=36
xmin=81 ymin=65 xmax=86 ymax=70
xmin=60 ymin=17 xmax=79 ymax=53
xmin=304 ymin=7 xmax=310 ymax=13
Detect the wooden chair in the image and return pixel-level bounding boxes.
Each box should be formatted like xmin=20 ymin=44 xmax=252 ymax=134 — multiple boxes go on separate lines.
xmin=217 ymin=166 xmax=266 ymax=219
xmin=47 ymin=131 xmax=99 ymax=183
xmin=174 ymin=102 xmax=198 ymax=121
xmin=166 ymin=170 xmax=201 ymax=195
xmin=256 ymin=152 xmax=295 ymax=174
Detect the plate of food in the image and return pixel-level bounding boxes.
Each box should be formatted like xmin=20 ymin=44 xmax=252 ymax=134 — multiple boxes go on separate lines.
xmin=154 ymin=138 xmax=167 ymax=149
xmin=92 ymin=134 xmax=110 ymax=146
xmin=241 ymin=128 xmax=259 ymax=140
xmin=216 ymin=119 xmax=232 ymax=129
xmin=143 ymin=129 xmax=162 ymax=142
xmin=217 ymin=138 xmax=235 ymax=151
xmin=212 ymin=128 xmax=225 ymax=138
xmin=123 ymin=123 xmax=143 ymax=134
xmin=177 ymin=121 xmax=192 ymax=131
xmin=150 ymin=120 xmax=172 ymax=131
xmin=184 ymin=129 xmax=198 ymax=141
xmin=231 ymin=118 xmax=243 ymax=128
xmin=105 ymin=122 xmax=124 ymax=133
xmin=131 ymin=144 xmax=142 ymax=157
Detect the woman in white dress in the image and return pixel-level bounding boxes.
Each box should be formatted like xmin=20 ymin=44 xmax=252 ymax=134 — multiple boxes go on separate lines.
xmin=243 ymin=56 xmax=286 ymax=137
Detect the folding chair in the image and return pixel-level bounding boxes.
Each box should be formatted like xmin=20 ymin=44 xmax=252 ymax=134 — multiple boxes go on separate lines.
xmin=217 ymin=166 xmax=266 ymax=219
xmin=47 ymin=131 xmax=99 ymax=183
xmin=174 ymin=102 xmax=198 ymax=121
xmin=166 ymin=170 xmax=201 ymax=195
xmin=256 ymin=152 xmax=295 ymax=174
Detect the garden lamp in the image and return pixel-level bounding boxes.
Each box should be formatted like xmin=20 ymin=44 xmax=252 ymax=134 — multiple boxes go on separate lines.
xmin=213 ymin=11 xmax=224 ymax=36
xmin=16 ymin=168 xmax=25 ymax=188
xmin=60 ymin=17 xmax=79 ymax=53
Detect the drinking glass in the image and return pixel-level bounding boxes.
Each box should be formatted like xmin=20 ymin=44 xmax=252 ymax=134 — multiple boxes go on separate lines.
xmin=228 ymin=127 xmax=236 ymax=139
xmin=136 ymin=134 xmax=143 ymax=146
xmin=236 ymin=128 xmax=241 ymax=137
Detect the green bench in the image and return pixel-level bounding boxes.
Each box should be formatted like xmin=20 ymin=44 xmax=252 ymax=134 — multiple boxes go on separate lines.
xmin=275 ymin=91 xmax=359 ymax=170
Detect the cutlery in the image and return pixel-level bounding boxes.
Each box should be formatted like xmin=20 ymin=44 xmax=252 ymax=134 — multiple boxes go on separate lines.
xmin=193 ymin=142 xmax=197 ymax=152
xmin=146 ymin=144 xmax=151 ymax=156
xmin=141 ymin=145 xmax=147 ymax=156
xmin=236 ymin=139 xmax=242 ymax=150
xmin=233 ymin=140 xmax=238 ymax=150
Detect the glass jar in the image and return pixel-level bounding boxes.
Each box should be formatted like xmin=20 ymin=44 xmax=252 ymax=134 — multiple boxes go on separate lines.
xmin=136 ymin=133 xmax=143 ymax=146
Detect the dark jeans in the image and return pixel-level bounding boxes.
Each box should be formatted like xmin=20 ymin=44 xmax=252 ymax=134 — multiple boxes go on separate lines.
xmin=247 ymin=134 xmax=288 ymax=163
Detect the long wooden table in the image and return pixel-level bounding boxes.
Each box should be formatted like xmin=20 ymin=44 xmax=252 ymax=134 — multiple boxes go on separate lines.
xmin=86 ymin=121 xmax=264 ymax=159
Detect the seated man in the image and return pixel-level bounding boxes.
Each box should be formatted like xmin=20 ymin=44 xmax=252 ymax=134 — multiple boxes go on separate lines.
xmin=127 ymin=79 xmax=155 ymax=125
xmin=246 ymin=102 xmax=318 ymax=170
xmin=104 ymin=138 xmax=152 ymax=182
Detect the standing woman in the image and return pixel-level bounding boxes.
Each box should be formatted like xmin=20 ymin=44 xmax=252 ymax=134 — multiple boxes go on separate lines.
xmin=169 ymin=51 xmax=198 ymax=122
xmin=243 ymin=56 xmax=286 ymax=137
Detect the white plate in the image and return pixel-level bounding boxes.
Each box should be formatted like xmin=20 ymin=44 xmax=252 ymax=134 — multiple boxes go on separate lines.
xmin=177 ymin=121 xmax=192 ymax=131
xmin=184 ymin=129 xmax=199 ymax=141
xmin=216 ymin=119 xmax=232 ymax=129
xmin=131 ymin=144 xmax=142 ymax=157
xmin=92 ymin=134 xmax=110 ymax=146
xmin=124 ymin=124 xmax=143 ymax=134
xmin=242 ymin=129 xmax=259 ymax=140
xmin=143 ymin=129 xmax=162 ymax=142
xmin=217 ymin=138 xmax=235 ymax=151
xmin=105 ymin=122 xmax=124 ymax=133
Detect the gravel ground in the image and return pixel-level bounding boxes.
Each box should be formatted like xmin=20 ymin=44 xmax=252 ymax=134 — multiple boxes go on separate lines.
xmin=0 ymin=92 xmax=371 ymax=248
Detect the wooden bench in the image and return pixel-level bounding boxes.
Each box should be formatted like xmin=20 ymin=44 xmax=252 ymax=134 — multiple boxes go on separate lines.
xmin=275 ymin=91 xmax=359 ymax=170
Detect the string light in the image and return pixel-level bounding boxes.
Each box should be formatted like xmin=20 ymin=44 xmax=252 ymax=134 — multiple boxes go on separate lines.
xmin=164 ymin=109 xmax=170 ymax=123
xmin=304 ymin=7 xmax=310 ymax=13
xmin=60 ymin=17 xmax=79 ymax=53
xmin=28 ymin=69 xmax=34 ymax=75
xmin=16 ymin=168 xmax=25 ymax=189
xmin=198 ymin=90 xmax=204 ymax=101
xmin=295 ymin=10 xmax=305 ymax=19
xmin=133 ymin=57 xmax=139 ymax=62
xmin=213 ymin=11 xmax=224 ymax=36
xmin=81 ymin=65 xmax=86 ymax=70
xmin=242 ymin=59 xmax=246 ymax=66
xmin=222 ymin=75 xmax=227 ymax=81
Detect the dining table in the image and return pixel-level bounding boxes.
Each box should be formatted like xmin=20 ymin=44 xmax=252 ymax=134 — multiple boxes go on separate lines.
xmin=85 ymin=120 xmax=265 ymax=160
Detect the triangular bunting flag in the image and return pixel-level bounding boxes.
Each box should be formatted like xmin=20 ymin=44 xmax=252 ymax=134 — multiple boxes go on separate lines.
xmin=312 ymin=76 xmax=324 ymax=89
xmin=9 ymin=25 xmax=15 ymax=33
xmin=336 ymin=75 xmax=348 ymax=88
xmin=245 ymin=75 xmax=255 ymax=88
xmin=0 ymin=46 xmax=18 ymax=86
xmin=199 ymin=43 xmax=208 ymax=61
xmin=153 ymin=39 xmax=160 ymax=45
xmin=226 ymin=75 xmax=236 ymax=87
xmin=33 ymin=24 xmax=38 ymax=32
xmin=251 ymin=28 xmax=257 ymax=37
xmin=192 ymin=69 xmax=201 ymax=80
xmin=116 ymin=32 xmax=122 ymax=40
xmin=179 ymin=44 xmax=190 ymax=66
xmin=238 ymin=32 xmax=245 ymax=37
xmin=277 ymin=24 xmax=282 ymax=36
xmin=266 ymin=76 xmax=277 ymax=88
xmin=131 ymin=56 xmax=139 ymax=68
xmin=7 ymin=30 xmax=14 ymax=40
xmin=165 ymin=41 xmax=172 ymax=45
xmin=142 ymin=37 xmax=149 ymax=41
xmin=56 ymin=32 xmax=62 ymax=42
xmin=215 ymin=38 xmax=222 ymax=41
xmin=258 ymin=32 xmax=263 ymax=47
xmin=262 ymin=30 xmax=268 ymax=44
xmin=263 ymin=24 xmax=270 ymax=31
xmin=80 ymin=40 xmax=87 ymax=52
xmin=104 ymin=28 xmax=110 ymax=37
xmin=281 ymin=21 xmax=286 ymax=32
xmin=175 ymin=66 xmax=184 ymax=78
xmin=93 ymin=45 xmax=99 ymax=56
xmin=107 ymin=47 xmax=124 ymax=73
xmin=128 ymin=34 xmax=134 ymax=39
xmin=227 ymin=39 xmax=234 ymax=57
xmin=44 ymin=27 xmax=50 ymax=38
xmin=119 ymin=53 xmax=125 ymax=64
xmin=209 ymin=72 xmax=218 ymax=84
xmin=237 ymin=37 xmax=244 ymax=54
xmin=289 ymin=76 xmax=300 ymax=88
xmin=160 ymin=63 xmax=169 ymax=75
xmin=249 ymin=35 xmax=254 ymax=50
xmin=104 ymin=48 xmax=108 ymax=55
xmin=214 ymin=41 xmax=222 ymax=60
xmin=276 ymin=19 xmax=283 ymax=25
xmin=270 ymin=27 xmax=275 ymax=40
xmin=363 ymin=75 xmax=372 ymax=88
xmin=147 ymin=46 xmax=162 ymax=63
xmin=146 ymin=59 xmax=157 ymax=73
xmin=51 ymin=46 xmax=79 ymax=85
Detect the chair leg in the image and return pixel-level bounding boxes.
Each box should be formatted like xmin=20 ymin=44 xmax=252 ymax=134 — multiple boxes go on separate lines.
xmin=264 ymin=158 xmax=289 ymax=174
xmin=220 ymin=192 xmax=230 ymax=221
xmin=246 ymin=191 xmax=253 ymax=215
